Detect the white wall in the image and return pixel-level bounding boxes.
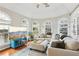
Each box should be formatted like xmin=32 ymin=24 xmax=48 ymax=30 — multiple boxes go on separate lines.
xmin=0 ymin=7 xmax=32 ymax=32
xmin=9 ymin=26 xmax=27 ymax=32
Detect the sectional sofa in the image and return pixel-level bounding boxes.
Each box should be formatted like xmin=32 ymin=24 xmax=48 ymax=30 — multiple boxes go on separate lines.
xmin=47 ymin=37 xmax=79 ymax=56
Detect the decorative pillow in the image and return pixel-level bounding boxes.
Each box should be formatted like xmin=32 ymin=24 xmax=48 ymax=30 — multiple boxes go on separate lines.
xmin=55 ymin=34 xmax=60 ymax=40
xmin=63 ymin=37 xmax=79 ymax=50
xmin=63 ymin=37 xmax=73 ymax=41
xmin=64 ymin=39 xmax=79 ymax=50
xmin=51 ymin=40 xmax=65 ymax=49
xmin=60 ymin=35 xmax=67 ymax=40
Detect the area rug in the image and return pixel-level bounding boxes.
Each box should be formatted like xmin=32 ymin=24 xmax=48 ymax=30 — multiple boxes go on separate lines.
xmin=11 ymin=47 xmax=46 ymax=56
xmin=28 ymin=50 xmax=46 ymax=56
xmin=11 ymin=47 xmax=30 ymax=56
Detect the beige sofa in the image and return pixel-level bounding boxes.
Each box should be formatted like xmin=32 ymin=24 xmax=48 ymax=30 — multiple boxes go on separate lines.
xmin=47 ymin=47 xmax=79 ymax=56
xmin=30 ymin=39 xmax=49 ymax=52
xmin=47 ymin=38 xmax=79 ymax=56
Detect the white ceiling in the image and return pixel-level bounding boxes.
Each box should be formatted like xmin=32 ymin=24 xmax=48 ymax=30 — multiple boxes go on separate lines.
xmin=0 ymin=3 xmax=78 ymax=18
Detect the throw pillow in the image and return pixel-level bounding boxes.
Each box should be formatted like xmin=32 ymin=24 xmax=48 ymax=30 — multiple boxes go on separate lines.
xmin=60 ymin=35 xmax=67 ymax=40
xmin=51 ymin=40 xmax=65 ymax=49
xmin=64 ymin=39 xmax=79 ymax=51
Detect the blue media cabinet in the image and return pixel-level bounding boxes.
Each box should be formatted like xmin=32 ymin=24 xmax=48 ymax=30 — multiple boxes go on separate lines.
xmin=10 ymin=38 xmax=27 ymax=48
xmin=9 ymin=31 xmax=32 ymax=48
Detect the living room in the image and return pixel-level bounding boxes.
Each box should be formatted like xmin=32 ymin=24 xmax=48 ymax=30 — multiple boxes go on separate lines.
xmin=0 ymin=3 xmax=79 ymax=56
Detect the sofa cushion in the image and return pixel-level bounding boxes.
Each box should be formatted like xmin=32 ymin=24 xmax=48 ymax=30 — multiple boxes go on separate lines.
xmin=30 ymin=40 xmax=49 ymax=52
xmin=51 ymin=40 xmax=65 ymax=49
xmin=36 ymin=40 xmax=44 ymax=44
xmin=33 ymin=39 xmax=45 ymax=44
xmin=63 ymin=37 xmax=73 ymax=41
xmin=64 ymin=39 xmax=79 ymax=51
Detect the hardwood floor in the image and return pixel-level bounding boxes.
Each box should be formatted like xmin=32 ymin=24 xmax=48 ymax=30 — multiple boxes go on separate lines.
xmin=0 ymin=41 xmax=32 ymax=56
xmin=0 ymin=45 xmax=27 ymax=56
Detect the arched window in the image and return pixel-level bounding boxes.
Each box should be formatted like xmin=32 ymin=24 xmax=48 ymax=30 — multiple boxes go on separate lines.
xmin=0 ymin=10 xmax=11 ymax=21
xmin=21 ymin=18 xmax=29 ymax=31
xmin=58 ymin=18 xmax=68 ymax=35
xmin=9 ymin=18 xmax=29 ymax=32
xmin=32 ymin=21 xmax=39 ymax=36
xmin=45 ymin=21 xmax=51 ymax=35
xmin=0 ymin=11 xmax=11 ymax=26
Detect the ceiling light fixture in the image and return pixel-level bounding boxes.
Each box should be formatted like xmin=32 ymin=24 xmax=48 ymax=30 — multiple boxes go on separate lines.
xmin=36 ymin=3 xmax=50 ymax=8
